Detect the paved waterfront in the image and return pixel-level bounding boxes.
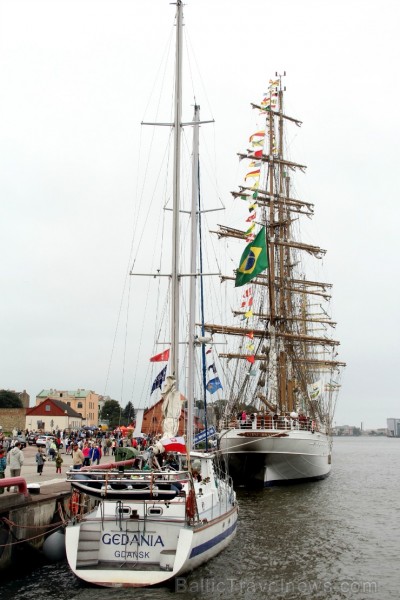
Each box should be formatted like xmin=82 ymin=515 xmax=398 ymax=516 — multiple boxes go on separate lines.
xmin=2 ymin=442 xmax=107 ymax=492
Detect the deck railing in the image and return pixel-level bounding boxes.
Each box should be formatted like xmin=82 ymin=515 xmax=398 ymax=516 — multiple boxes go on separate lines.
xmin=221 ymin=416 xmax=318 ymax=433
xmin=66 ymin=468 xmax=191 ymax=486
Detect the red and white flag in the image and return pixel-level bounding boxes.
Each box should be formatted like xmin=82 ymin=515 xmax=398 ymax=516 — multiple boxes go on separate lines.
xmin=160 ymin=436 xmax=186 ymax=453
xmin=150 ymin=348 xmax=170 ymax=362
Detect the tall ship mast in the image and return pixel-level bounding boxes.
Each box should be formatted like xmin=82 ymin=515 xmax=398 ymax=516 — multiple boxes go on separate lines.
xmin=207 ymin=76 xmax=345 ymax=486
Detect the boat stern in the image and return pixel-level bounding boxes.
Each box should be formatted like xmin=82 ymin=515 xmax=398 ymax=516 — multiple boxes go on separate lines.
xmin=66 ymin=513 xmax=194 ymax=587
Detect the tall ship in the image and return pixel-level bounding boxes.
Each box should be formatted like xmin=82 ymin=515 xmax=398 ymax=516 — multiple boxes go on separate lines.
xmin=204 ymin=76 xmax=346 ymax=487
xmin=65 ymin=0 xmax=238 ymax=587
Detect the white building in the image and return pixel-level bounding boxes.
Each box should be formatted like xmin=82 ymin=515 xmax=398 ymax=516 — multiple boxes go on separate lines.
xmin=387 ymin=418 xmax=400 ymax=437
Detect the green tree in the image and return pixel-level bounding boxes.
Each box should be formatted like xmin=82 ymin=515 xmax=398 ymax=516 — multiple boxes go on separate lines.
xmin=100 ymin=399 xmax=122 ymax=428
xmin=352 ymin=427 xmax=362 ymax=436
xmin=213 ymin=399 xmax=228 ymax=422
xmin=122 ymin=401 xmax=135 ymax=425
xmin=0 ymin=390 xmax=23 ymax=408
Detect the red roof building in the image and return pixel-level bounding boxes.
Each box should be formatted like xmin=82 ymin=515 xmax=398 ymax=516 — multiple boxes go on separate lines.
xmin=26 ymin=398 xmax=83 ymax=432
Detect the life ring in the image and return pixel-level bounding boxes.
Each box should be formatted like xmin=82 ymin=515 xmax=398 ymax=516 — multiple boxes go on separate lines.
xmin=69 ymin=490 xmax=80 ymax=515
xmin=186 ymin=489 xmax=196 ymax=519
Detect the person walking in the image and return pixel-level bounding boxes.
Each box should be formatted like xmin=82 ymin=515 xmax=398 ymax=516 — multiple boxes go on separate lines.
xmin=82 ymin=442 xmax=91 ymax=467
xmin=88 ymin=443 xmax=95 ymax=465
xmin=72 ymin=444 xmax=84 ymax=470
xmin=49 ymin=440 xmax=57 ymax=461
xmin=0 ymin=448 xmax=7 ymax=494
xmin=92 ymin=443 xmax=102 ymax=465
xmin=55 ymin=451 xmax=63 ymax=474
xmin=35 ymin=447 xmax=46 ymax=475
xmin=6 ymin=441 xmax=24 ymax=492
xmin=105 ymin=439 xmax=111 ymax=456
xmin=111 ymin=439 xmax=117 ymax=456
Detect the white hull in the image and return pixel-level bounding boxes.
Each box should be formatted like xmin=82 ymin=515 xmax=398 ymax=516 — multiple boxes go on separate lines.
xmin=65 ymin=454 xmax=238 ymax=587
xmin=66 ymin=504 xmax=237 ymax=587
xmin=220 ymin=428 xmax=331 ymax=486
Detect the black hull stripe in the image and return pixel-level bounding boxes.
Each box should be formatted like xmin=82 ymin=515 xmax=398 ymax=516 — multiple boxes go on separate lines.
xmin=189 ymin=521 xmax=237 ymax=558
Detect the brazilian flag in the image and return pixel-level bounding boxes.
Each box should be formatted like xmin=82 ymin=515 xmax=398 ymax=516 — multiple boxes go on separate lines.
xmin=235 ymin=227 xmax=269 ymax=287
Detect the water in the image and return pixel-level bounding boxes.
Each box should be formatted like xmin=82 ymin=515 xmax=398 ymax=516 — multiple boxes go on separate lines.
xmin=1 ymin=437 xmax=399 ymax=599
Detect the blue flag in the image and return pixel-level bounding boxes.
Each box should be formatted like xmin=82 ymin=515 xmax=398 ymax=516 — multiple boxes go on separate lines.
xmin=206 ymin=376 xmax=223 ymax=394
xmin=151 ymin=366 xmax=167 ymax=394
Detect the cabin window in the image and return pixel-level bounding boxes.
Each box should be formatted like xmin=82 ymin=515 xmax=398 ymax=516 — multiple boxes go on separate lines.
xmin=148 ymin=507 xmax=163 ymax=516
xmin=45 ymin=404 xmax=50 ymax=412
xmin=117 ymin=506 xmax=131 ymax=515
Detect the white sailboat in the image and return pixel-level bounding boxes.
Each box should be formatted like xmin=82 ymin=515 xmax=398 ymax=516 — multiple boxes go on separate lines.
xmin=65 ymin=0 xmax=237 ymax=588
xmin=205 ymin=76 xmax=346 ymax=487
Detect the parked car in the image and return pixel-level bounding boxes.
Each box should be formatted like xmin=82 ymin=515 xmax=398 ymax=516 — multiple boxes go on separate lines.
xmin=36 ymin=435 xmax=63 ymax=449
xmin=27 ymin=432 xmax=39 ymax=445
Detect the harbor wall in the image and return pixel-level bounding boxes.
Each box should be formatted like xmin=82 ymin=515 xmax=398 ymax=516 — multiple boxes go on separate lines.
xmin=0 ymin=489 xmax=71 ymax=569
xmin=0 ymin=408 xmax=27 ymax=433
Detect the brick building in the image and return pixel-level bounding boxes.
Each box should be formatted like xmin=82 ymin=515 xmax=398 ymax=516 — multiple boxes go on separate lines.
xmin=141 ymin=399 xmax=204 ymax=437
xmin=17 ymin=390 xmax=30 ymax=408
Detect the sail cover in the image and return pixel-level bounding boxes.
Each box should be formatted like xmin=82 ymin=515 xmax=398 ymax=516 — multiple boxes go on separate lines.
xmin=161 ymin=375 xmax=183 ymax=438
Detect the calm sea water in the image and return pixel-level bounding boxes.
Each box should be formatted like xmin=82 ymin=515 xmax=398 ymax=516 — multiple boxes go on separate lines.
xmin=2 ymin=437 xmax=399 ymax=599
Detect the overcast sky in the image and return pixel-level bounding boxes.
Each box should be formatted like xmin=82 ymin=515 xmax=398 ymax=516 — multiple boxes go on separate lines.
xmin=1 ymin=0 xmax=399 ymax=429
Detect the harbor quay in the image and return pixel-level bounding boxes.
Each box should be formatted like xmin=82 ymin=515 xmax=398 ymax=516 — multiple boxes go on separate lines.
xmin=1 ymin=441 xmax=106 ymax=489
xmin=0 ymin=443 xmax=101 ymax=569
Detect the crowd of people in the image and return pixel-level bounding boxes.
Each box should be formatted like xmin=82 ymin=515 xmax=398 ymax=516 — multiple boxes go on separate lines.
xmin=234 ymin=411 xmax=316 ymax=432
xmin=0 ymin=427 xmax=183 ymax=489
xmin=0 ymin=429 xmax=25 ymax=452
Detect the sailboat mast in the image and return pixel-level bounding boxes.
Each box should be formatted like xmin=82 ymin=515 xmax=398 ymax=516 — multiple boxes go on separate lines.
xmin=187 ymin=104 xmax=201 ymax=454
xmin=171 ymin=0 xmax=183 ymax=383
